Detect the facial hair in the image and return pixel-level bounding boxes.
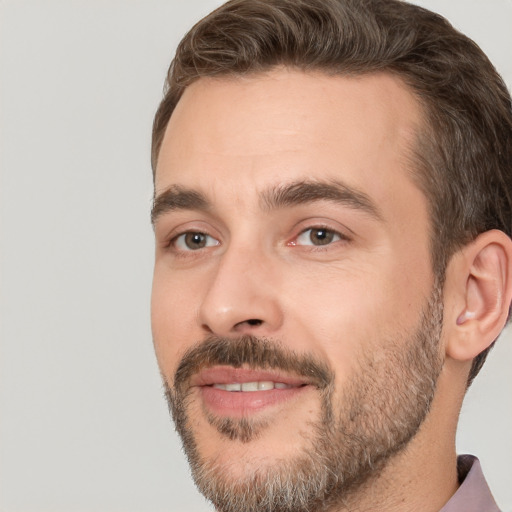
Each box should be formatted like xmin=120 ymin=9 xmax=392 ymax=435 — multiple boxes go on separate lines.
xmin=164 ymin=283 xmax=444 ymax=512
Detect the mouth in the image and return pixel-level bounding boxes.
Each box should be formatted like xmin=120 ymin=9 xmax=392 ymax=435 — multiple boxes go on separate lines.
xmin=190 ymin=366 xmax=312 ymax=417
xmin=212 ymin=381 xmax=293 ymax=391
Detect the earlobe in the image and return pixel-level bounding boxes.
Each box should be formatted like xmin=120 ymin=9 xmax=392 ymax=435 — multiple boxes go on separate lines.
xmin=446 ymin=230 xmax=512 ymax=362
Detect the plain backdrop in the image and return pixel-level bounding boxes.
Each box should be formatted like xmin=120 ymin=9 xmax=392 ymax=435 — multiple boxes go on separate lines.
xmin=0 ymin=1 xmax=511 ymax=511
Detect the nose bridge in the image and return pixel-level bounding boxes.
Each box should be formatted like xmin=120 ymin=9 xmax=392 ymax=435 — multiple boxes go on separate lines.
xmin=198 ymin=239 xmax=282 ymax=336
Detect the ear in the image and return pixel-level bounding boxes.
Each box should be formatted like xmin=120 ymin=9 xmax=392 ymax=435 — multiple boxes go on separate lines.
xmin=443 ymin=230 xmax=512 ymax=362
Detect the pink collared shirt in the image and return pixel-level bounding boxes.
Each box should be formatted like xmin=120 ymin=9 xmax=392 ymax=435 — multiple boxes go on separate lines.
xmin=440 ymin=455 xmax=501 ymax=512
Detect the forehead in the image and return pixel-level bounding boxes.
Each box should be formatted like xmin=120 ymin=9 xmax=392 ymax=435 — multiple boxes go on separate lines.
xmin=155 ymin=68 xmax=424 ymax=216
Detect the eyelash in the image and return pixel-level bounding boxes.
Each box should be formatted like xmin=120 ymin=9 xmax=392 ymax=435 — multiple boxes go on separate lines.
xmin=290 ymin=226 xmax=350 ymax=248
xmin=170 ymin=231 xmax=220 ymax=253
xmin=167 ymin=225 xmax=349 ymax=256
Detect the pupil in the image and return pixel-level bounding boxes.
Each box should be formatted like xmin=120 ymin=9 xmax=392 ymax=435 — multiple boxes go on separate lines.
xmin=311 ymin=229 xmax=333 ymax=245
xmin=186 ymin=232 xmax=206 ymax=249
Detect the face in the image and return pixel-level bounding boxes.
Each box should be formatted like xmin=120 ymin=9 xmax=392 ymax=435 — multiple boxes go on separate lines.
xmin=151 ymin=69 xmax=444 ymax=512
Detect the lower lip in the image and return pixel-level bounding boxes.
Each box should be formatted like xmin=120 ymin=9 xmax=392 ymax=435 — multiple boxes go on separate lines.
xmin=199 ymin=385 xmax=308 ymax=417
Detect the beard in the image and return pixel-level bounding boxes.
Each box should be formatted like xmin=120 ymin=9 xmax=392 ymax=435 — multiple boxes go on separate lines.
xmin=164 ymin=283 xmax=444 ymax=512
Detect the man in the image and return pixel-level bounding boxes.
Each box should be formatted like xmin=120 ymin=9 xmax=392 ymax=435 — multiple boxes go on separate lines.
xmin=149 ymin=1 xmax=512 ymax=511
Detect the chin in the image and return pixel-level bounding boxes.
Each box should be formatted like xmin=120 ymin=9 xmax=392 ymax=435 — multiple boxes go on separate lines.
xmin=186 ymin=390 xmax=324 ymax=472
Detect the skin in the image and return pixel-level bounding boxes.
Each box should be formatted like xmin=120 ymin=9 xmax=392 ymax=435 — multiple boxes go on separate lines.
xmin=151 ymin=68 xmax=485 ymax=511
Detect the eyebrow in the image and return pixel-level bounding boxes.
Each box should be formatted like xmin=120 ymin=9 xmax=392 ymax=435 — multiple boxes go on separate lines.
xmin=151 ymin=185 xmax=211 ymax=224
xmin=151 ymin=179 xmax=382 ymax=225
xmin=260 ymin=179 xmax=382 ymax=220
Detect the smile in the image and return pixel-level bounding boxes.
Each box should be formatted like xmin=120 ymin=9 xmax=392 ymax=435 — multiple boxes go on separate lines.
xmin=191 ymin=366 xmax=312 ymax=417
xmin=212 ymin=381 xmax=293 ymax=391
xmin=191 ymin=366 xmax=309 ymax=390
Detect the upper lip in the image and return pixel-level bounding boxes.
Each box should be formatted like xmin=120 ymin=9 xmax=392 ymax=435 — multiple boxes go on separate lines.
xmin=190 ymin=366 xmax=309 ymax=388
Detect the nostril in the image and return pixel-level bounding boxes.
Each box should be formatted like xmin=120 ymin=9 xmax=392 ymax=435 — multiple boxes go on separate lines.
xmin=233 ymin=318 xmax=263 ymax=331
xmin=245 ymin=319 xmax=263 ymax=326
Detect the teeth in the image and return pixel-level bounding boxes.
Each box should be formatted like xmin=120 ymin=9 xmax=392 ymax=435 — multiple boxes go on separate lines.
xmin=241 ymin=382 xmax=259 ymax=392
xmin=224 ymin=383 xmax=242 ymax=392
xmin=213 ymin=383 xmax=241 ymax=391
xmin=212 ymin=381 xmax=292 ymax=392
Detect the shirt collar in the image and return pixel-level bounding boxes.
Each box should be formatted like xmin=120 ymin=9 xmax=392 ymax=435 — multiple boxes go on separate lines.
xmin=440 ymin=455 xmax=500 ymax=512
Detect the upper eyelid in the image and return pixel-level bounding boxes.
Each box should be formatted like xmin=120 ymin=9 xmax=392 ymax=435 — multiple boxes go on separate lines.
xmin=300 ymin=226 xmax=344 ymax=236
xmin=301 ymin=225 xmax=348 ymax=235
xmin=291 ymin=211 xmax=355 ymax=232
xmin=156 ymin=219 xmax=218 ymax=241
xmin=291 ymin=226 xmax=347 ymax=245
xmin=154 ymin=211 xmax=227 ymax=240
xmin=171 ymin=228 xmax=219 ymax=243
xmin=292 ymin=222 xmax=352 ymax=240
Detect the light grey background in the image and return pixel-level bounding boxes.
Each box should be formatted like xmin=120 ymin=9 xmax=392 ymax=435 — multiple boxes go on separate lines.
xmin=0 ymin=1 xmax=511 ymax=511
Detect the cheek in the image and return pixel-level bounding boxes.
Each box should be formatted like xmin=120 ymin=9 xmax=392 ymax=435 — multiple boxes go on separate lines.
xmin=150 ymin=266 xmax=201 ymax=376
xmin=279 ymin=260 xmax=428 ymax=373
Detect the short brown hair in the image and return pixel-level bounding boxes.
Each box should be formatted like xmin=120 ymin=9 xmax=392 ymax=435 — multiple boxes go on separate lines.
xmin=152 ymin=0 xmax=512 ymax=385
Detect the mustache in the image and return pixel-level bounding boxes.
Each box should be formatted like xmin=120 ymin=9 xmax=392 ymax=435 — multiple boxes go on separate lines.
xmin=173 ymin=335 xmax=333 ymax=391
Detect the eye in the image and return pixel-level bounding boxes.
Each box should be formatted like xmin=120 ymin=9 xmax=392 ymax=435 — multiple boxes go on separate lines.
xmin=173 ymin=232 xmax=220 ymax=251
xmin=295 ymin=227 xmax=342 ymax=246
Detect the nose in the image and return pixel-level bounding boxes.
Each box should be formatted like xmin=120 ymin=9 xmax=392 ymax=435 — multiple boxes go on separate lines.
xmin=198 ymin=245 xmax=283 ymax=337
